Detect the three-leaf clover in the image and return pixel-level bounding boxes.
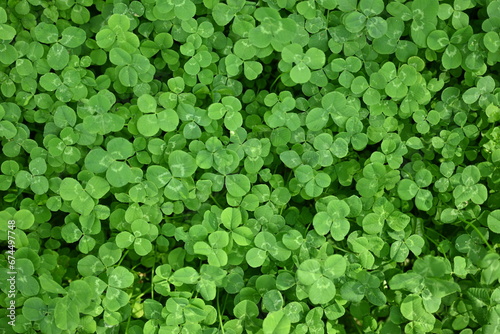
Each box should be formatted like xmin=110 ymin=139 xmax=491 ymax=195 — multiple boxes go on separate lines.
xmin=294 ymin=164 xmax=331 ymax=198
xmin=344 ymin=0 xmax=388 ymax=39
xmin=135 ymin=94 xmax=179 ymax=137
xmin=453 ymin=165 xmax=488 ymax=206
xmin=398 ymin=168 xmax=434 ymax=211
xmin=296 ymin=255 xmax=346 ymax=305
xmin=281 ymin=44 xmax=325 ymax=83
xmin=59 ymin=176 xmax=110 ymax=216
xmin=313 ymin=199 xmax=350 ymax=240
xmin=84 ymin=137 xmax=135 ymax=188
xmin=15 ymin=157 xmax=49 ymax=195
xmin=246 ymin=231 xmax=291 ymax=268
xmin=194 ymin=230 xmax=230 ymax=267
xmin=115 ymin=219 xmax=159 ymax=256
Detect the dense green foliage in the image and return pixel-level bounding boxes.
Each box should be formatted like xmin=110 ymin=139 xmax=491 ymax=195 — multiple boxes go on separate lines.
xmin=1 ymin=0 xmax=500 ymax=333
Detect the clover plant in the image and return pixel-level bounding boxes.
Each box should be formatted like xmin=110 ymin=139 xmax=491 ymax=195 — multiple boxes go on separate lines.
xmin=1 ymin=0 xmax=500 ymax=333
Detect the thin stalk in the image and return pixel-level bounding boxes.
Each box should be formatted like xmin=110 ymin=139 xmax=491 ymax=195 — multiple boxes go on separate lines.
xmin=423 ymin=231 xmax=446 ymax=259
xmin=151 ymin=247 xmax=156 ymax=300
xmin=222 ymin=291 xmax=229 ymax=316
xmin=217 ymin=288 xmax=225 ymax=334
xmin=351 ymin=315 xmax=363 ymax=334
xmin=424 ymin=227 xmax=446 ymax=248
xmin=125 ymin=310 xmax=132 ymax=333
xmin=331 ymin=245 xmax=350 ymax=253
xmin=270 ymin=73 xmax=283 ymax=92
xmin=210 ymin=194 xmax=223 ymax=208
xmin=131 ymin=286 xmax=152 ymax=300
xmin=117 ymin=249 xmax=129 ymax=266
xmin=459 ymin=217 xmax=495 ymax=252
xmin=169 ymin=214 xmax=192 ymax=218
xmin=131 ymin=263 xmax=142 ymax=271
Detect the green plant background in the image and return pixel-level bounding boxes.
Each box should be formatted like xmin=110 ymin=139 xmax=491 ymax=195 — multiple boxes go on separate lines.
xmin=1 ymin=0 xmax=500 ymax=333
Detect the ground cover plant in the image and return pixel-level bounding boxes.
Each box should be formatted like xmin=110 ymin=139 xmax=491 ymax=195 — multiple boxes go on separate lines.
xmin=0 ymin=0 xmax=500 ymax=333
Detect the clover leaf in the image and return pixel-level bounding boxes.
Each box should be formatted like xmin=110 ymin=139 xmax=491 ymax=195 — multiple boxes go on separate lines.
xmin=115 ymin=219 xmax=158 ymax=256
xmin=1 ymin=1 xmax=499 ymax=333
xmin=453 ymin=165 xmax=488 ymax=206
xmin=397 ymin=168 xmax=434 ymax=211
xmin=282 ymin=43 xmax=325 ymax=84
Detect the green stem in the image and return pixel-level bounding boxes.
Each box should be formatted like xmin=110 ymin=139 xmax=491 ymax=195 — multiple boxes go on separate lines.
xmin=117 ymin=249 xmax=129 ymax=266
xmin=131 ymin=263 xmax=142 ymax=271
xmin=217 ymin=289 xmax=225 ymax=334
xmin=270 ymin=73 xmax=283 ymax=92
xmin=423 ymin=231 xmax=445 ymax=258
xmin=222 ymin=291 xmax=229 ymax=316
xmin=432 ymin=227 xmax=448 ymax=240
xmin=151 ymin=247 xmax=156 ymax=300
xmin=331 ymin=245 xmax=350 ymax=253
xmin=125 ymin=310 xmax=132 ymax=334
xmin=426 ymin=226 xmax=448 ymax=241
xmin=459 ymin=217 xmax=495 ymax=252
xmin=210 ymin=194 xmax=223 ymax=208
xmin=424 ymin=227 xmax=447 ymax=250
xmin=280 ymin=205 xmax=288 ymax=216
xmin=131 ymin=287 xmax=152 ymax=300
xmin=351 ymin=315 xmax=363 ymax=334
xmin=169 ymin=214 xmax=192 ymax=218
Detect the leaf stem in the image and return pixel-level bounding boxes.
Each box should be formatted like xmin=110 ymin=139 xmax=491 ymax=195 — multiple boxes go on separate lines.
xmin=331 ymin=244 xmax=349 ymax=253
xmin=222 ymin=290 xmax=229 ymax=316
xmin=217 ymin=288 xmax=225 ymax=334
xmin=117 ymin=249 xmax=129 ymax=266
xmin=351 ymin=315 xmax=363 ymax=334
xmin=458 ymin=217 xmax=495 ymax=252
xmin=210 ymin=194 xmax=223 ymax=208
xmin=169 ymin=214 xmax=192 ymax=218
xmin=151 ymin=247 xmax=156 ymax=300
xmin=125 ymin=310 xmax=132 ymax=334
xmin=270 ymin=73 xmax=283 ymax=92
xmin=131 ymin=263 xmax=142 ymax=271
xmin=426 ymin=225 xmax=448 ymax=240
xmin=131 ymin=286 xmax=152 ymax=300
xmin=422 ymin=229 xmax=446 ymax=259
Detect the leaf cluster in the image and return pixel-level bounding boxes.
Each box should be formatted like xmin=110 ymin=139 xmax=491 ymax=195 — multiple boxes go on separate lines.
xmin=1 ymin=0 xmax=500 ymax=333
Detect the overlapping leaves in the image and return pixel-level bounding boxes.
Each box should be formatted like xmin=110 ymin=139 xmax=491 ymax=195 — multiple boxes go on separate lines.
xmin=0 ymin=0 xmax=499 ymax=333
